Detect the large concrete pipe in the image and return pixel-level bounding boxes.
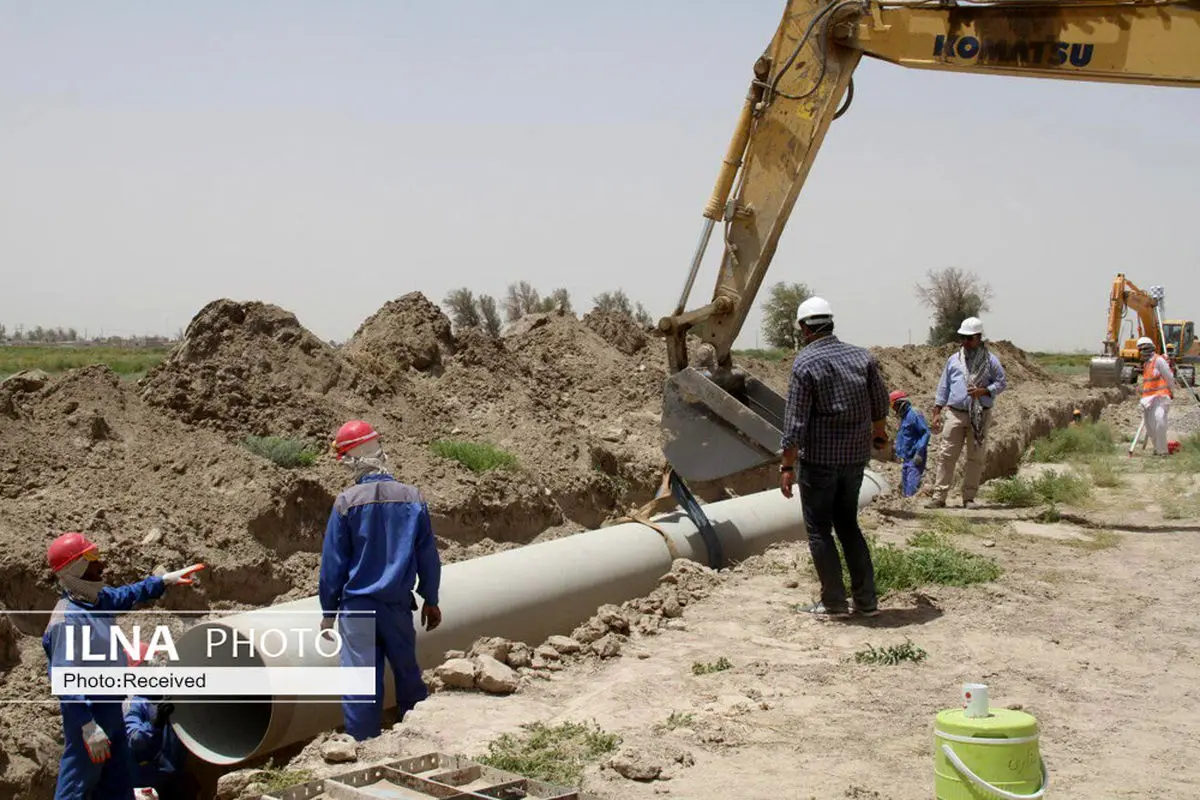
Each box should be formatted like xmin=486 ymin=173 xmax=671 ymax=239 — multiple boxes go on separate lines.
xmin=171 ymin=474 xmax=887 ymax=765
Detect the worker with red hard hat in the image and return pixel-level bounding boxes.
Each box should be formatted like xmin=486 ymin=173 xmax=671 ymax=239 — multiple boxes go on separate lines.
xmin=320 ymin=420 xmax=442 ymax=740
xmin=42 ymin=531 xmax=203 ymax=800
xmin=889 ymin=390 xmax=931 ymax=498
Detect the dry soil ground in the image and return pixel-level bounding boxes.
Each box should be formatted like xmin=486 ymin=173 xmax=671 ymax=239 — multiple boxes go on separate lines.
xmin=0 ymin=293 xmax=1187 ymax=799
xmin=273 ymin=400 xmax=1200 ymax=800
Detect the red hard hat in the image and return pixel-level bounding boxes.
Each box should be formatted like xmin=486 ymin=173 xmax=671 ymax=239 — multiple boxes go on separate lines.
xmin=47 ymin=532 xmax=98 ymax=573
xmin=889 ymin=390 xmax=908 ymax=404
xmin=333 ymin=420 xmax=379 ymax=459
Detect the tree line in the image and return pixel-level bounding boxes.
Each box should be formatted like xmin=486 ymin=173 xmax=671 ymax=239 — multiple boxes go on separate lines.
xmin=758 ymin=266 xmax=993 ymax=349
xmin=442 ymin=281 xmax=654 ymax=336
xmin=0 ymin=324 xmax=176 ymax=347
xmin=5 ymin=266 xmax=989 ymax=351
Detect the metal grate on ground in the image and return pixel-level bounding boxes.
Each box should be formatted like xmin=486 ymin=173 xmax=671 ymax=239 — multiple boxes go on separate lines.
xmin=263 ymin=752 xmax=602 ymax=800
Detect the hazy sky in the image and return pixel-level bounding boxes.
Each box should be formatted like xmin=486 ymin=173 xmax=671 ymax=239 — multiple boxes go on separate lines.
xmin=2 ymin=1 xmax=1197 ymax=352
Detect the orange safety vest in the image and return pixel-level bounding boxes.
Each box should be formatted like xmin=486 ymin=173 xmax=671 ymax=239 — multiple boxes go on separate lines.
xmin=1141 ymin=357 xmax=1171 ymax=400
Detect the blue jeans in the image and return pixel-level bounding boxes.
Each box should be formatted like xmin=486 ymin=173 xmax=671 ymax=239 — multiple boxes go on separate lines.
xmin=798 ymin=461 xmax=877 ymax=612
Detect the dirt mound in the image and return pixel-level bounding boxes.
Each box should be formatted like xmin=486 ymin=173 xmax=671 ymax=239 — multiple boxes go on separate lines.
xmin=869 ymin=339 xmax=1053 ymax=401
xmin=0 ymin=292 xmax=1138 ymax=798
xmin=343 ymin=292 xmax=457 ymax=383
xmin=583 ymin=310 xmax=650 ymax=356
xmin=139 ymin=299 xmax=378 ymax=439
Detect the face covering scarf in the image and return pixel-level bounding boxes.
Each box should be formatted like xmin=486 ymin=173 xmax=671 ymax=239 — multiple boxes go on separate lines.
xmin=960 ymin=343 xmax=992 ymax=445
xmin=57 ymin=558 xmax=105 ymax=604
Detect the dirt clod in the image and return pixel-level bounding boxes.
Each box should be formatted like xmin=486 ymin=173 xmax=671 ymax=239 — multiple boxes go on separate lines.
xmin=434 ymin=658 xmax=476 ymax=689
xmin=590 ymin=633 xmax=623 ymax=659
xmin=319 ymin=734 xmax=358 ymax=764
xmin=473 ymin=655 xmax=520 ymax=694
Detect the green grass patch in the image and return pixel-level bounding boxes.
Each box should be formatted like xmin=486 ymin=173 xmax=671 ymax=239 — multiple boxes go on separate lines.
xmin=243 ymin=436 xmax=321 ymax=468
xmin=987 ymin=470 xmax=1091 ymax=508
xmin=987 ymin=477 xmax=1041 ymax=507
xmin=430 ymin=439 xmax=518 ymax=472
xmin=1146 ymin=432 xmax=1200 ymax=474
xmin=476 ymin=721 xmax=621 ymax=786
xmin=1031 ymin=471 xmax=1091 ymax=504
xmin=866 ymin=532 xmax=1001 ymax=595
xmin=1034 ymin=505 xmax=1062 ymax=524
xmin=661 ymin=711 xmax=695 ymax=730
xmin=0 ymin=345 xmax=169 ymax=378
xmin=1088 ymin=459 xmax=1124 ymax=488
xmin=854 ymin=639 xmax=928 ymax=666
xmin=918 ymin=513 xmax=998 ymax=539
xmin=257 ymin=761 xmax=315 ymax=794
xmin=732 ymin=348 xmax=793 ymax=362
xmin=1030 ymin=352 xmax=1091 ymax=369
xmin=691 ymin=656 xmax=732 ymax=675
xmin=1027 ymin=422 xmax=1115 ymax=463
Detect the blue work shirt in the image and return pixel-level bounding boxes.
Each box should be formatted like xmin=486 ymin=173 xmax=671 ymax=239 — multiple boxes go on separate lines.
xmin=319 ymin=474 xmax=442 ymax=617
xmin=42 ymin=578 xmax=167 ymax=729
xmin=894 ymin=405 xmax=931 ymax=462
xmin=934 ymin=348 xmax=1007 ymax=411
xmin=124 ymin=696 xmax=183 ymax=787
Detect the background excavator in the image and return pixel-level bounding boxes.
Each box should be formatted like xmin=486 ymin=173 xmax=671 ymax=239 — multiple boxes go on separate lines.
xmin=1089 ymin=273 xmax=1199 ymax=388
xmin=656 ymin=0 xmax=1200 ymax=484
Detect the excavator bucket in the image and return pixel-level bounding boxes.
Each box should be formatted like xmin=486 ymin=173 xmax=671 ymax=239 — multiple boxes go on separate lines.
xmin=1088 ymin=356 xmax=1123 ymax=387
xmin=661 ymin=366 xmax=787 ymax=483
xmin=1088 ymin=361 xmax=1121 ymax=387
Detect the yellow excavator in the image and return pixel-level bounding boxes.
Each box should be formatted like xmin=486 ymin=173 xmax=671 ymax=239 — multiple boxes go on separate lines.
xmin=1089 ymin=273 xmax=1198 ymax=388
xmin=658 ymin=0 xmax=1200 ymax=483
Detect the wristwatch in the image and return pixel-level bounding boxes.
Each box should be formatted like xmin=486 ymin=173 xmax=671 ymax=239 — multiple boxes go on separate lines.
xmin=779 ymin=465 xmax=794 ymax=473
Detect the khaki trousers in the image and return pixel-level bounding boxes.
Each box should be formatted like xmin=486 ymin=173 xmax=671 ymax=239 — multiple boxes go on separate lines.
xmin=932 ymin=407 xmax=992 ymax=502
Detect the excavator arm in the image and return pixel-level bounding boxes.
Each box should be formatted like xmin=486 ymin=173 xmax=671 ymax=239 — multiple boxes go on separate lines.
xmin=660 ymin=0 xmax=1200 ymax=482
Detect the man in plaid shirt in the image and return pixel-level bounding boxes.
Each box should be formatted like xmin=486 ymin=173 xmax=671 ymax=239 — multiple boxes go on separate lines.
xmin=779 ymin=297 xmax=890 ymax=620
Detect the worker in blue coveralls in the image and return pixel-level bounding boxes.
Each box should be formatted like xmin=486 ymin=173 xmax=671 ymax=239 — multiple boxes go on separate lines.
xmin=320 ymin=420 xmax=443 ymax=741
xmin=124 ymin=642 xmax=191 ymax=799
xmin=890 ymin=390 xmax=931 ymax=497
xmin=42 ymin=531 xmax=203 ymax=800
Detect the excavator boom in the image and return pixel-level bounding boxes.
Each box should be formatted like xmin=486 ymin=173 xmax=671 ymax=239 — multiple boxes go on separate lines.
xmin=660 ymin=0 xmax=1200 ymax=482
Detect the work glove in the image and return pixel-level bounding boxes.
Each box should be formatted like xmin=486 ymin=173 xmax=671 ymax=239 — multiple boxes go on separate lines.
xmin=81 ymin=720 xmax=112 ymax=764
xmin=153 ymin=702 xmax=175 ymax=727
xmin=162 ymin=564 xmax=206 ymax=586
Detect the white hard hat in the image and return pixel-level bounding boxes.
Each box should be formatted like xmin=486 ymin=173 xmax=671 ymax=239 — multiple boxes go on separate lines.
xmin=1137 ymin=336 xmax=1155 ymax=349
xmin=957 ymin=317 xmax=984 ymax=336
xmin=795 ymin=296 xmax=833 ymax=325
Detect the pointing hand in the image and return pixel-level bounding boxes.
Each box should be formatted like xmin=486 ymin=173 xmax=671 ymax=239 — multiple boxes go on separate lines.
xmin=163 ymin=564 xmax=206 ymax=586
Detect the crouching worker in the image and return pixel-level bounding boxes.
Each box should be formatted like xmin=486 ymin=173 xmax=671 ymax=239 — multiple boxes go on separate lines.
xmin=890 ymin=391 xmax=931 ymax=498
xmin=320 ymin=420 xmax=443 ymax=741
xmin=42 ymin=532 xmax=203 ymax=800
xmin=124 ymin=644 xmax=191 ymax=799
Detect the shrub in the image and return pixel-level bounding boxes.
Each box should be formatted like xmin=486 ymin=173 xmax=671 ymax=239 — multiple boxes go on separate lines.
xmin=854 ymin=639 xmax=928 ymax=666
xmin=430 ymin=439 xmax=517 ymax=472
xmin=863 ymin=532 xmax=1002 ymax=595
xmin=1028 ymin=422 xmax=1114 ymax=463
xmin=477 ymin=721 xmax=620 ymax=786
xmin=243 ymin=436 xmax=321 ymax=468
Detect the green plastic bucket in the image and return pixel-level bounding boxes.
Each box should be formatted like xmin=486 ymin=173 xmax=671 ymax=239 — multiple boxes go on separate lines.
xmin=934 ymin=708 xmax=1048 ymax=799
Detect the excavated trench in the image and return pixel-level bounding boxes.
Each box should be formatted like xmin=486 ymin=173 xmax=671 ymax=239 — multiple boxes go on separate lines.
xmin=0 ymin=292 xmax=1140 ymax=800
